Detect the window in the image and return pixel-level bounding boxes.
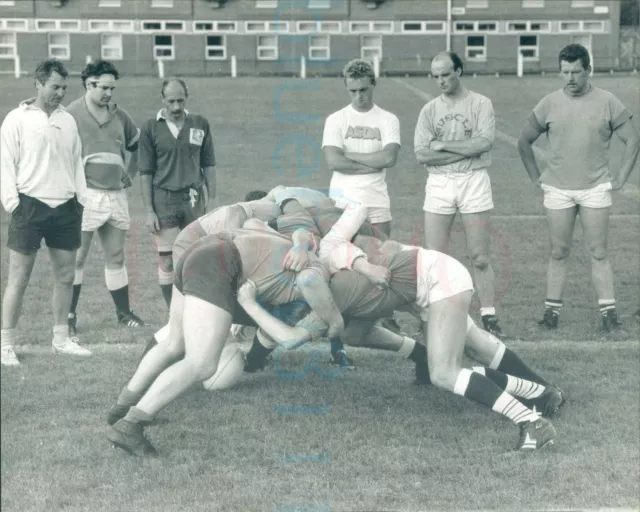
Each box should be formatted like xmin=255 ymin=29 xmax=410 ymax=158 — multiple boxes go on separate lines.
xmin=507 ymin=21 xmax=550 ymax=32
xmin=297 ymin=21 xmax=341 ymax=33
xmin=402 ymin=22 xmax=422 ymax=32
xmin=361 ymin=34 xmax=382 ymax=62
xmin=507 ymin=22 xmax=527 ymax=31
xmin=350 ymin=21 xmax=371 ymax=32
xmin=477 ymin=22 xmax=497 ymax=31
xmin=101 ymin=33 xmax=122 ymax=60
xmin=571 ymin=0 xmax=594 ymax=6
xmin=194 ymin=21 xmax=237 ymax=32
xmin=559 ymin=21 xmax=581 ymax=31
xmin=522 ymin=0 xmax=543 ymax=6
xmin=309 ymin=34 xmax=330 ymax=60
xmin=2 ymin=19 xmax=28 ymax=31
xmin=89 ymin=20 xmax=134 ymax=32
xmin=151 ymin=0 xmax=174 ymax=7
xmin=257 ymin=35 xmax=277 ymax=60
xmin=0 ymin=1 xmax=16 ymax=5
xmin=372 ymin=21 xmax=393 ymax=33
xmin=143 ymin=22 xmax=162 ymax=30
xmin=308 ymin=0 xmax=330 ymax=7
xmin=465 ymin=35 xmax=485 ymax=61
xmin=246 ymin=21 xmax=288 ymax=33
xmin=466 ymin=0 xmax=488 ymax=7
xmin=518 ymin=35 xmax=538 ymax=60
xmin=98 ymin=0 xmax=121 ymax=6
xmin=256 ymin=0 xmax=277 ymax=6
xmin=0 ymin=32 xmax=16 ymax=59
xmin=583 ymin=21 xmax=604 ymax=31
xmin=205 ymin=35 xmax=226 ymax=59
xmin=142 ymin=21 xmax=184 ymax=31
xmin=48 ymin=33 xmax=70 ymax=60
xmin=401 ymin=21 xmax=445 ymax=33
xmin=530 ymin=21 xmax=550 ymax=31
xmin=153 ymin=34 xmax=174 ymax=59
xmin=36 ymin=19 xmax=80 ymax=32
xmin=455 ymin=22 xmax=475 ymax=32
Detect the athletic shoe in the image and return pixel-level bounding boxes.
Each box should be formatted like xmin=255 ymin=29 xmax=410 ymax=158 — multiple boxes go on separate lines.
xmin=538 ymin=309 xmax=559 ymax=330
xmin=329 ymin=350 xmax=355 ymax=370
xmin=1 ymin=346 xmax=20 ymax=367
xmin=243 ymin=353 xmax=272 ymax=373
xmin=107 ymin=404 xmax=168 ymax=427
xmin=117 ymin=310 xmax=145 ymax=328
xmin=521 ymin=387 xmax=566 ymax=418
xmin=514 ymin=417 xmax=556 ymax=451
xmin=107 ymin=419 xmax=157 ymax=457
xmin=602 ymin=309 xmax=622 ymax=332
xmin=68 ymin=313 xmax=77 ymax=336
xmin=52 ymin=337 xmax=92 ymax=356
xmin=482 ymin=315 xmax=507 ymax=339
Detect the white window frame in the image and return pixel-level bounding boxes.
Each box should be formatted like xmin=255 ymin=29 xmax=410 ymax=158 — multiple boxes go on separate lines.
xmin=257 ymin=34 xmax=277 ymax=60
xmin=142 ymin=20 xmax=185 ymax=32
xmin=529 ymin=21 xmax=551 ymax=32
xmin=0 ymin=0 xmax=16 ymax=6
xmin=308 ymin=34 xmax=330 ymax=61
xmin=98 ymin=0 xmax=121 ymax=6
xmin=193 ymin=21 xmax=238 ymax=33
xmin=361 ymin=34 xmax=382 ymax=62
xmin=0 ymin=32 xmax=17 ymax=59
xmin=255 ymin=0 xmax=277 ymax=7
xmin=454 ymin=21 xmax=497 ymax=33
xmin=465 ymin=35 xmax=486 ymax=61
xmin=308 ymin=0 xmax=330 ymax=7
xmin=296 ymin=21 xmax=341 ymax=33
xmin=349 ymin=21 xmax=392 ymax=34
xmin=506 ymin=20 xmax=550 ymax=33
xmin=101 ymin=33 xmax=123 ymax=60
xmin=0 ymin=19 xmax=28 ymax=31
xmin=466 ymin=0 xmax=488 ymax=8
xmin=245 ymin=21 xmax=289 ymax=33
xmin=521 ymin=0 xmax=544 ymax=7
xmin=400 ymin=21 xmax=446 ymax=34
xmin=153 ymin=33 xmax=174 ymax=60
xmin=36 ymin=19 xmax=81 ymax=32
xmin=559 ymin=20 xmax=605 ymax=32
xmin=205 ymin=34 xmax=226 ymax=60
xmin=571 ymin=0 xmax=594 ymax=7
xmin=151 ymin=0 xmax=174 ymax=7
xmin=48 ymin=33 xmax=70 ymax=60
xmin=518 ymin=34 xmax=539 ymax=61
xmin=582 ymin=20 xmax=605 ymax=32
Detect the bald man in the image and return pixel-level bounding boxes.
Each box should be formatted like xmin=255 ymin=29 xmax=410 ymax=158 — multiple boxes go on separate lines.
xmin=414 ymin=51 xmax=505 ymax=339
xmin=138 ymin=77 xmax=216 ymax=307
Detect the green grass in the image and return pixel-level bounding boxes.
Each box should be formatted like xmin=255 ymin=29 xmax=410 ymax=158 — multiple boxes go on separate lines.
xmin=1 ymin=74 xmax=639 ymax=511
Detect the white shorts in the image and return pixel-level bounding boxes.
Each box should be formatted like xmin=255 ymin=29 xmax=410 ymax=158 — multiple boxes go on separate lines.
xmin=541 ymin=182 xmax=612 ymax=210
xmin=423 ymin=170 xmax=494 ymax=215
xmin=367 ymin=206 xmax=392 ymax=224
xmin=415 ymin=248 xmax=474 ymax=320
xmin=81 ymin=188 xmax=130 ymax=232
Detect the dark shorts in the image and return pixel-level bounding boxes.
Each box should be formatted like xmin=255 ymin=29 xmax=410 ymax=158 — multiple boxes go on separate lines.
xmin=7 ymin=194 xmax=82 ymax=255
xmin=153 ymin=186 xmax=206 ymax=230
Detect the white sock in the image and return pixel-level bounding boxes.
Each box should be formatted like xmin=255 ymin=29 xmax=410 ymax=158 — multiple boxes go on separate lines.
xmin=53 ymin=324 xmax=69 ymax=344
xmin=1 ymin=328 xmax=17 ymax=350
xmin=481 ymin=307 xmax=496 ymax=317
xmin=397 ymin=336 xmax=416 ymax=358
xmin=74 ymin=269 xmax=83 ymax=285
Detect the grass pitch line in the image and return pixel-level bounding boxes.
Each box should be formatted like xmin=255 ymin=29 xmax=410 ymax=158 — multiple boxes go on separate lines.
xmin=492 ymin=214 xmax=639 ymax=220
xmin=392 ymin=78 xmax=640 ymax=202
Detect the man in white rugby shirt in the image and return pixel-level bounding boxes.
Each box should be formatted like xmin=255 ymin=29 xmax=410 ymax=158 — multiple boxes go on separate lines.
xmin=414 ymin=51 xmax=505 ymax=340
xmin=0 ymin=59 xmax=92 ymax=366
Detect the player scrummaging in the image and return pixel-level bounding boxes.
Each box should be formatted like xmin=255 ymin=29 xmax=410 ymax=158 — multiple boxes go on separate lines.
xmin=414 ymin=51 xmax=506 ymax=339
xmin=0 ymin=59 xmax=91 ymax=366
xmin=138 ymin=77 xmax=216 ymax=308
xmin=66 ymin=60 xmax=144 ymax=334
xmin=517 ymin=44 xmax=640 ymax=331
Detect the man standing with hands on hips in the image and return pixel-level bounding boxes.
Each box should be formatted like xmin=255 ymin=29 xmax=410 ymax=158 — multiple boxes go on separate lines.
xmin=138 ymin=77 xmax=216 ymax=308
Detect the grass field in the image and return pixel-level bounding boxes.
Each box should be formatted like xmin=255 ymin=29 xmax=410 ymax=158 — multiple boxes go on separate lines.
xmin=1 ymin=73 xmax=639 ymax=511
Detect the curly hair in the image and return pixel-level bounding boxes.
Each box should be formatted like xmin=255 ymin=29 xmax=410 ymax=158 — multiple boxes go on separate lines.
xmin=81 ymin=60 xmax=119 ymax=89
xmin=34 ymin=59 xmax=68 ymax=85
xmin=342 ymin=58 xmax=376 ymax=86
xmin=558 ymin=44 xmax=590 ymax=70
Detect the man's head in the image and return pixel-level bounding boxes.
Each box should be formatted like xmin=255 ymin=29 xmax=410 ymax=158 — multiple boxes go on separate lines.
xmin=558 ymin=44 xmax=591 ymax=96
xmin=34 ymin=59 xmax=69 ymax=110
xmin=343 ymin=59 xmax=376 ymax=112
xmin=430 ymin=51 xmax=463 ymax=96
xmin=161 ymin=77 xmax=188 ymax=121
xmin=245 ymin=190 xmax=268 ymax=202
xmin=81 ymin=60 xmax=119 ymax=108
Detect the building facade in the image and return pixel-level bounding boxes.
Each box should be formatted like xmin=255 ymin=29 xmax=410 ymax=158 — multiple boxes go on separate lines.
xmin=0 ymin=0 xmax=623 ymax=76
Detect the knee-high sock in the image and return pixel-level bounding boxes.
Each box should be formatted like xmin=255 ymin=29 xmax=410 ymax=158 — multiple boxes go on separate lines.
xmin=105 ymin=266 xmax=131 ymax=313
xmin=472 ymin=367 xmax=545 ymax=399
xmin=489 ymin=342 xmax=551 ymax=386
xmin=70 ymin=269 xmax=83 ymax=314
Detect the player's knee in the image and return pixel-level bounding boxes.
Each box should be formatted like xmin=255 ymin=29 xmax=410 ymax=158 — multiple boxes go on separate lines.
xmin=550 ymin=245 xmax=571 ymax=260
xmin=189 ymin=356 xmax=219 ymax=382
xmin=55 ymin=266 xmax=75 ymax=286
xmin=428 ymin=363 xmax=458 ymax=391
xmin=587 ymin=244 xmax=607 ymax=261
xmin=158 ymin=253 xmax=174 ymax=273
xmin=470 ymin=253 xmax=490 ymax=271
xmin=105 ymin=248 xmax=126 ymax=268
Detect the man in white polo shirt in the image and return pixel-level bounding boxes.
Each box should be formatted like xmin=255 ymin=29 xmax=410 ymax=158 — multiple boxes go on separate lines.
xmin=0 ymin=59 xmax=92 ymax=366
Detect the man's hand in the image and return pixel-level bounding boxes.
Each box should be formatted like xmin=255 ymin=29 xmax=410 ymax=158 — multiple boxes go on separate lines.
xmin=237 ymin=279 xmax=258 ymax=304
xmin=121 ymin=172 xmax=133 ymax=189
xmin=430 ymin=141 xmax=445 ymax=152
xmin=146 ymin=211 xmax=160 ymax=234
xmin=283 ymin=246 xmax=310 ymax=273
xmin=610 ymin=177 xmax=623 ymax=191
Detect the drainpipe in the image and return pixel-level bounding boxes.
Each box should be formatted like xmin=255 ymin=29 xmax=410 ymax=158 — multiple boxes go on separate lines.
xmin=446 ymin=0 xmax=452 ymax=51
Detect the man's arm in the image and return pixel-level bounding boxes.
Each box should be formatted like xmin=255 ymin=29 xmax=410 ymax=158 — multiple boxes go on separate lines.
xmin=296 ymin=267 xmax=344 ymax=338
xmin=0 ymin=114 xmax=20 ymax=213
xmin=517 ymin=122 xmax=545 ymax=186
xmin=431 ymin=136 xmax=492 ymax=158
xmin=202 ymin=165 xmax=216 ymax=200
xmin=415 ymin=147 xmax=468 ymax=166
xmin=611 ymin=119 xmax=640 ymax=190
xmin=344 ymin=143 xmax=401 ymax=170
xmin=323 ymin=146 xmax=380 ymax=175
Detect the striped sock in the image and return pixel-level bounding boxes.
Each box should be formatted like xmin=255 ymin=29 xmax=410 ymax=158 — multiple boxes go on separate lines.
xmin=598 ymin=299 xmax=616 ymax=317
xmin=472 ymin=367 xmax=545 ymax=399
xmin=544 ymin=299 xmax=563 ymax=315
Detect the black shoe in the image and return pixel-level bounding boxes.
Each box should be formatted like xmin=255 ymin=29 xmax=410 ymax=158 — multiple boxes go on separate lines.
xmin=602 ymin=309 xmax=622 ymax=332
xmin=482 ymin=314 xmax=506 ymax=339
xmin=514 ymin=417 xmax=556 ymax=451
xmin=244 ymin=353 xmax=272 ymax=373
xmin=107 ymin=404 xmax=168 ymax=427
xmin=117 ymin=310 xmax=145 ymax=328
xmin=538 ymin=309 xmax=558 ymax=329
xmin=329 ymin=350 xmax=355 ymax=370
xmin=521 ymin=387 xmax=566 ymax=419
xmin=68 ymin=313 xmax=77 ymax=336
xmin=107 ymin=419 xmax=157 ymax=457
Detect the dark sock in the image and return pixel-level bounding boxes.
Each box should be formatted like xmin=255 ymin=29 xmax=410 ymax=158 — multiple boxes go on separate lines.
xmin=70 ymin=284 xmax=82 ymax=314
xmin=497 ymin=348 xmax=551 ymax=386
xmin=116 ymin=387 xmax=144 ymax=408
xmin=464 ymin=372 xmax=534 ymax=424
xmin=110 ymin=285 xmax=131 ymax=314
xmin=330 ymin=337 xmax=344 ymax=355
xmin=245 ymin=334 xmax=274 ymax=369
xmin=408 ymin=342 xmax=426 ymax=363
xmin=160 ymin=284 xmax=173 ymax=308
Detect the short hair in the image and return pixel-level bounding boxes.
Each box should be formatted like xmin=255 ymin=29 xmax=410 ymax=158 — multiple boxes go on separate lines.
xmin=81 ymin=60 xmax=119 ymax=89
xmin=34 ymin=59 xmax=68 ymax=85
xmin=245 ymin=190 xmax=268 ymax=201
xmin=433 ymin=51 xmax=464 ymax=75
xmin=558 ymin=44 xmax=590 ymax=70
xmin=342 ymin=59 xmax=376 ymax=86
xmin=161 ymin=77 xmax=189 ymax=98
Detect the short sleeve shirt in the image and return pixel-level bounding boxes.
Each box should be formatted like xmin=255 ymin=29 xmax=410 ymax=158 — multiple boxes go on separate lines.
xmin=529 ymin=86 xmax=632 ymax=190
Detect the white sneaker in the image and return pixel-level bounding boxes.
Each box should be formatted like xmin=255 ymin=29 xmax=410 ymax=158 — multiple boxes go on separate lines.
xmin=52 ymin=337 xmax=92 ymax=356
xmin=1 ymin=346 xmax=20 ymax=366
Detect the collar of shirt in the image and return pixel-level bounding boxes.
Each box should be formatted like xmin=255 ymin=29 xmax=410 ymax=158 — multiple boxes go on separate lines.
xmin=156 ymin=108 xmax=189 ymax=121
xmin=19 ymin=97 xmax=66 ymax=114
